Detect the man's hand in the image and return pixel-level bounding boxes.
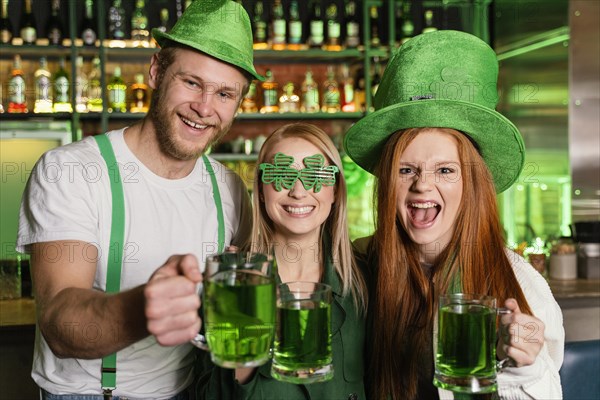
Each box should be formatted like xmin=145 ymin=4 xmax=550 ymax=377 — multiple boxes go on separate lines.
xmin=145 ymin=254 xmax=202 ymax=346
xmin=497 ymin=298 xmax=545 ymax=367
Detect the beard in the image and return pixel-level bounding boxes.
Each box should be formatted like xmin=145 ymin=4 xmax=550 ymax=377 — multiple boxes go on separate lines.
xmin=148 ymin=84 xmax=233 ymax=161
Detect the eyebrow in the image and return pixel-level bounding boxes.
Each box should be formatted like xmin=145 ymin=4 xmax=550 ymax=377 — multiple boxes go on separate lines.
xmin=173 ymin=71 xmax=242 ymax=94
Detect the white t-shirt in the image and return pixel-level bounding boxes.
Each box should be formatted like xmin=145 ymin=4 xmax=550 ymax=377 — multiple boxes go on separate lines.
xmin=17 ymin=129 xmax=252 ymax=398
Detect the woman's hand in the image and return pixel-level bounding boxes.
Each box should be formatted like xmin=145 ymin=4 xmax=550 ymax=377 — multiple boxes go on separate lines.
xmin=497 ymin=298 xmax=545 ymax=367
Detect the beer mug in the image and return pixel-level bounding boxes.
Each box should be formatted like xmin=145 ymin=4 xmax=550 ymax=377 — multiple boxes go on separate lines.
xmin=191 ymin=251 xmax=275 ymax=368
xmin=433 ymin=293 xmax=511 ymax=394
xmin=271 ymin=281 xmax=334 ymax=384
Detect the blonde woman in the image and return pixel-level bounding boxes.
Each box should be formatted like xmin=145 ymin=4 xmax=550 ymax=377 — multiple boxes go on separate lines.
xmin=197 ymin=123 xmax=368 ymax=400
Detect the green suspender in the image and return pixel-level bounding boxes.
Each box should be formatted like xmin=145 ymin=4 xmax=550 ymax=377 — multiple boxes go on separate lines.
xmin=92 ymin=135 xmax=226 ymax=396
xmin=93 ymin=134 xmax=125 ymax=396
xmin=202 ymin=155 xmax=225 ymax=253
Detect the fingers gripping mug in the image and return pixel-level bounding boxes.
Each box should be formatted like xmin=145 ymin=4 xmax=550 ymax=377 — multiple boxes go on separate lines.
xmin=433 ymin=293 xmax=512 ymax=394
xmin=191 ymin=251 xmax=276 ymax=368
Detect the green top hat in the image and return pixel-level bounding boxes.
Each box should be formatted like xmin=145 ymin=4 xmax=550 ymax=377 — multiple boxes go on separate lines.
xmin=152 ymin=0 xmax=264 ymax=81
xmin=343 ymin=30 xmax=524 ymax=193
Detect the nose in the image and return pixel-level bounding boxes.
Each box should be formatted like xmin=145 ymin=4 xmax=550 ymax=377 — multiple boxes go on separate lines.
xmin=411 ymin=170 xmax=435 ymax=192
xmin=190 ymin=87 xmax=218 ymax=117
xmin=288 ymin=178 xmax=308 ymax=198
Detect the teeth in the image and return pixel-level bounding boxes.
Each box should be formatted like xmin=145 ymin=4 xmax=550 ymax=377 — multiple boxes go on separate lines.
xmin=181 ymin=116 xmax=207 ymax=129
xmin=410 ymin=202 xmax=438 ymax=209
xmin=284 ymin=206 xmax=314 ymax=215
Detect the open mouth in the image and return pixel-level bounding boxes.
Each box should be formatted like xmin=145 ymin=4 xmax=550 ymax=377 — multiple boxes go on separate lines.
xmin=408 ymin=201 xmax=441 ymax=226
xmin=283 ymin=205 xmax=315 ymax=215
xmin=181 ymin=115 xmax=209 ymax=130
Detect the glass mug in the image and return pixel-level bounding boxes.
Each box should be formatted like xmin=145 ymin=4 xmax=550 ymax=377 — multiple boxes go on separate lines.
xmin=191 ymin=251 xmax=276 ymax=368
xmin=433 ymin=293 xmax=512 ymax=394
xmin=271 ymin=281 xmax=334 ymax=384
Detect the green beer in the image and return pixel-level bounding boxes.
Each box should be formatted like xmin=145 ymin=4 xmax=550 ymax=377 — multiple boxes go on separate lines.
xmin=203 ymin=271 xmax=275 ymax=368
xmin=272 ymin=299 xmax=333 ymax=383
xmin=434 ymin=302 xmax=497 ymax=393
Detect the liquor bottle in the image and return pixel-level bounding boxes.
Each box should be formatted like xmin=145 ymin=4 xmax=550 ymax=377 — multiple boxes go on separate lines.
xmin=107 ymin=66 xmax=127 ymax=113
xmin=279 ymin=82 xmax=300 ymax=113
xmin=240 ymin=80 xmax=258 ymax=113
xmin=259 ymin=69 xmax=279 ymax=113
xmin=81 ymin=0 xmax=97 ymax=46
xmin=75 ymin=56 xmax=88 ymax=113
xmin=400 ymin=2 xmax=414 ymax=45
xmin=370 ymin=62 xmax=382 ymax=110
xmin=324 ymin=1 xmax=342 ymax=51
xmin=46 ymin=0 xmax=63 ymax=45
xmin=34 ymin=57 xmax=53 ymax=113
xmin=130 ymin=73 xmax=149 ymax=113
xmin=300 ymin=69 xmax=319 ymax=113
xmin=87 ymin=56 xmax=103 ymax=112
xmin=270 ymin=0 xmax=286 ymax=50
xmin=108 ymin=0 xmax=126 ymax=41
xmin=422 ymin=10 xmax=438 ymax=34
xmin=19 ymin=0 xmax=37 ymax=45
xmin=156 ymin=8 xmax=169 ymax=34
xmin=8 ymin=55 xmax=28 ymax=113
xmin=7 ymin=55 xmax=27 ymax=113
xmin=307 ymin=0 xmax=323 ymax=49
xmin=322 ymin=65 xmax=341 ymax=113
xmin=287 ymin=0 xmax=303 ymax=50
xmin=52 ymin=57 xmax=72 ymax=113
xmin=344 ymin=0 xmax=360 ymax=49
xmin=252 ymin=0 xmax=267 ymax=50
xmin=369 ymin=5 xmax=380 ymax=48
xmin=0 ymin=0 xmax=12 ymax=44
xmin=353 ymin=67 xmax=366 ymax=112
xmin=0 ymin=83 xmax=3 ymax=112
xmin=131 ymin=0 xmax=150 ymax=47
xmin=340 ymin=64 xmax=355 ymax=112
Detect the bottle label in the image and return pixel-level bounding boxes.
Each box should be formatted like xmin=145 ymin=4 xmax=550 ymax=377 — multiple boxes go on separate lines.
xmin=327 ymin=22 xmax=341 ymax=40
xmin=310 ymin=21 xmax=324 ymax=44
xmin=1 ymin=29 xmax=12 ymax=44
xmin=36 ymin=76 xmax=52 ymax=101
xmin=273 ymin=19 xmax=286 ymax=43
xmin=346 ymin=22 xmax=359 ymax=46
xmin=82 ymin=29 xmax=97 ymax=46
xmin=109 ymin=85 xmax=127 ymax=107
xmin=344 ymin=83 xmax=354 ymax=104
xmin=324 ymin=88 xmax=340 ymax=106
xmin=48 ymin=29 xmax=62 ymax=45
xmin=263 ymin=89 xmax=277 ymax=107
xmin=55 ymin=76 xmax=69 ymax=103
xmin=9 ymin=76 xmax=26 ymax=104
xmin=303 ymin=88 xmax=319 ymax=110
xmin=289 ymin=21 xmax=302 ymax=44
xmin=255 ymin=21 xmax=267 ymax=42
xmin=21 ymin=27 xmax=37 ymax=43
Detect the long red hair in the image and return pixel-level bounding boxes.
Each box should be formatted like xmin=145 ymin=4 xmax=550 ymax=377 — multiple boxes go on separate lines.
xmin=368 ymin=128 xmax=532 ymax=400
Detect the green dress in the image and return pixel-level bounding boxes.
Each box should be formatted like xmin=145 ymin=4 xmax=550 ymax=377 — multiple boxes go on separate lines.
xmin=196 ymin=248 xmax=366 ymax=400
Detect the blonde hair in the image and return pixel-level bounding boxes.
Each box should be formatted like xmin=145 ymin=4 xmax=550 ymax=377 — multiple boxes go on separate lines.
xmin=252 ymin=123 xmax=366 ymax=313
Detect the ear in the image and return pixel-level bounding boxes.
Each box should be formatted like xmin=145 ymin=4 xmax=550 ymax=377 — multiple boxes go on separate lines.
xmin=148 ymin=53 xmax=160 ymax=90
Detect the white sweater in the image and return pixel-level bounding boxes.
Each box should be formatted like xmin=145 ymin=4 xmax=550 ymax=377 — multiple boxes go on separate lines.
xmin=438 ymin=250 xmax=565 ymax=399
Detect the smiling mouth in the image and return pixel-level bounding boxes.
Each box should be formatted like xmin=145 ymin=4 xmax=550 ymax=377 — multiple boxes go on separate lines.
xmin=181 ymin=115 xmax=209 ymax=130
xmin=284 ymin=206 xmax=315 ymax=215
xmin=408 ymin=202 xmax=441 ymax=225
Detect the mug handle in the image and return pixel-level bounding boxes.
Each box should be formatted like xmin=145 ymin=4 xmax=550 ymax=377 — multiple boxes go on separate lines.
xmin=191 ymin=333 xmax=209 ymax=350
xmin=496 ymin=307 xmax=514 ymax=369
xmin=190 ymin=282 xmax=209 ymax=350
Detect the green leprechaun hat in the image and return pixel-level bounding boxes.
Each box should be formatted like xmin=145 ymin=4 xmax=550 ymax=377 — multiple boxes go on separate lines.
xmin=152 ymin=0 xmax=263 ymax=81
xmin=343 ymin=30 xmax=525 ymax=193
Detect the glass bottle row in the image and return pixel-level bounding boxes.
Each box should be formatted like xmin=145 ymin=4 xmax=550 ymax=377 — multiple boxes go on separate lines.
xmin=1 ymin=55 xmax=150 ymax=114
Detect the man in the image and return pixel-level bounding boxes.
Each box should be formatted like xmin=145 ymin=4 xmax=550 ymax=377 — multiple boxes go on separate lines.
xmin=16 ymin=1 xmax=262 ymax=398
